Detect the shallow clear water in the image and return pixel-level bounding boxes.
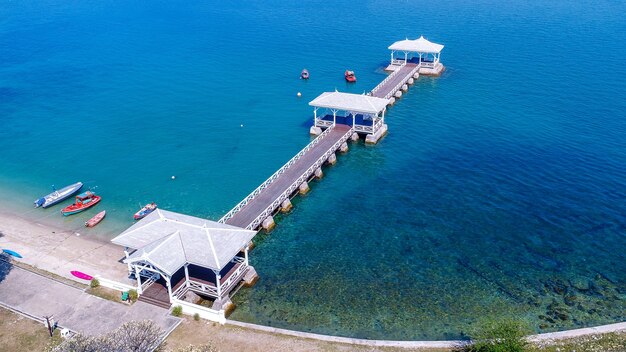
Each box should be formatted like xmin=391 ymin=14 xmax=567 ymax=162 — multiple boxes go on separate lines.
xmin=1 ymin=0 xmax=625 ymax=340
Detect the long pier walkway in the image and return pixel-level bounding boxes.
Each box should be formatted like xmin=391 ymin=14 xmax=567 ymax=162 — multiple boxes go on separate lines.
xmin=220 ymin=124 xmax=353 ymax=230
xmin=370 ymin=63 xmax=420 ymax=99
xmin=220 ymin=62 xmax=423 ymax=232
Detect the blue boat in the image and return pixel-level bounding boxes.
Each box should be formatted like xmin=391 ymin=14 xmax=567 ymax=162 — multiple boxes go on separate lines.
xmin=2 ymin=249 xmax=23 ymax=258
xmin=34 ymin=182 xmax=83 ymax=208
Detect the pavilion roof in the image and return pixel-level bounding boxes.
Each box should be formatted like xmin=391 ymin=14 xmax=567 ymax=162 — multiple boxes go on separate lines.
xmin=309 ymin=91 xmax=388 ymax=114
xmin=111 ymin=209 xmax=256 ymax=275
xmin=388 ymin=36 xmax=444 ymax=54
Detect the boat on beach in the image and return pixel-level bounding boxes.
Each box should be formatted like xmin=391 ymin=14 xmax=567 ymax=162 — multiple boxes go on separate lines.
xmin=301 ymin=69 xmax=309 ymax=79
xmin=34 ymin=182 xmax=83 ymax=208
xmin=71 ymin=270 xmax=93 ymax=281
xmin=344 ymin=70 xmax=356 ymax=82
xmin=61 ymin=191 xmax=101 ymax=216
xmin=134 ymin=202 xmax=157 ymax=220
xmin=85 ymin=210 xmax=106 ymax=227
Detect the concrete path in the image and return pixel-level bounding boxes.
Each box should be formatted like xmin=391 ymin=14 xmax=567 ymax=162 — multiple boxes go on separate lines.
xmin=0 ymin=262 xmax=180 ymax=336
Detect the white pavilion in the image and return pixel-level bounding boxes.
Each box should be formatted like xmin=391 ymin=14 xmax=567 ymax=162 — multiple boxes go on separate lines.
xmin=111 ymin=209 xmax=257 ymax=322
xmin=309 ymin=91 xmax=390 ymax=144
xmin=387 ymin=36 xmax=445 ymax=75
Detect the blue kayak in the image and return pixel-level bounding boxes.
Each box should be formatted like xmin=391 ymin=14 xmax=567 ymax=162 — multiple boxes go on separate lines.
xmin=2 ymin=249 xmax=23 ymax=258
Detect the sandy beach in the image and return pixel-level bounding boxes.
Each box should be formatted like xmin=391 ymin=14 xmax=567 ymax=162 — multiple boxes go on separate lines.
xmin=0 ymin=209 xmax=130 ymax=284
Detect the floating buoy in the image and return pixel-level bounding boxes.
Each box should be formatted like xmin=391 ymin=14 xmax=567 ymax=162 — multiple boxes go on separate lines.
xmin=171 ymin=176 xmax=176 ymax=180
xmin=240 ymin=124 xmax=244 ymax=127
xmin=297 ymin=92 xmax=302 ymax=97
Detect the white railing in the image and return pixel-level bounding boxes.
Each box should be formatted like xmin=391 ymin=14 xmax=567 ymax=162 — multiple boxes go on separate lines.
xmin=315 ymin=119 xmax=333 ymax=128
xmin=245 ymin=127 xmax=354 ymax=230
xmin=170 ymin=298 xmax=226 ymax=324
xmin=353 ymin=119 xmax=383 ymax=134
xmin=220 ymin=262 xmax=247 ymax=294
xmin=219 ymin=127 xmax=334 ymax=224
xmin=391 ymin=59 xmax=406 ymax=65
xmin=96 ymin=277 xmax=136 ymax=292
xmin=370 ymin=62 xmax=407 ymax=96
xmin=383 ymin=64 xmax=420 ymax=100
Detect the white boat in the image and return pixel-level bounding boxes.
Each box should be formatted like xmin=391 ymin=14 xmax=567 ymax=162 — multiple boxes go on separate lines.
xmin=34 ymin=182 xmax=83 ymax=208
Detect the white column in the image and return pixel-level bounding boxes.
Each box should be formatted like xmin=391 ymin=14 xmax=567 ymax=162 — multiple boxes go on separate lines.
xmin=333 ymin=110 xmax=336 ymax=126
xmin=382 ymin=109 xmax=386 ymax=124
xmin=352 ymin=113 xmax=355 ymax=128
xmin=165 ymin=276 xmax=173 ymax=301
xmin=404 ymin=51 xmax=408 ymax=63
xmin=134 ymin=265 xmax=143 ymax=294
xmin=314 ymin=108 xmax=318 ymax=126
xmin=184 ymin=264 xmax=190 ymax=288
xmin=124 ymin=247 xmax=132 ymax=275
xmin=244 ymin=247 xmax=249 ymax=266
xmin=215 ymin=270 xmax=222 ymax=297
xmin=390 ymin=50 xmax=394 ymax=63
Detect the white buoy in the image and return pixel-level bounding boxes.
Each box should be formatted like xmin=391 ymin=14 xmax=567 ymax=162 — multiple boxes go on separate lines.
xmin=240 ymin=124 xmax=244 ymax=127
xmin=297 ymin=92 xmax=302 ymax=97
xmin=171 ymin=176 xmax=176 ymax=180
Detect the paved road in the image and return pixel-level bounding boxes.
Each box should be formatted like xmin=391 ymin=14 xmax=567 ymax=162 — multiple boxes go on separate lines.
xmin=0 ymin=262 xmax=180 ymax=336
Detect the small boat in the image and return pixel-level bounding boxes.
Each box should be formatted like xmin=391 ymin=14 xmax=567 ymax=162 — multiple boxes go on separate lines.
xmin=71 ymin=270 xmax=93 ymax=281
xmin=85 ymin=210 xmax=106 ymax=227
xmin=61 ymin=191 xmax=101 ymax=216
xmin=34 ymin=182 xmax=83 ymax=208
xmin=301 ymin=69 xmax=309 ymax=79
xmin=134 ymin=202 xmax=157 ymax=220
xmin=345 ymin=70 xmax=357 ymax=82
xmin=2 ymin=249 xmax=23 ymax=258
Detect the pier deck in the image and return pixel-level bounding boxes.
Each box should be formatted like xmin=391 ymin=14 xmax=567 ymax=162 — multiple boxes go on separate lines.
xmin=221 ymin=124 xmax=353 ymax=230
xmin=370 ymin=63 xmax=419 ymax=99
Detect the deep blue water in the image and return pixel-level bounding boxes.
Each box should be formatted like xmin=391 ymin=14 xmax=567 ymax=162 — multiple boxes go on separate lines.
xmin=1 ymin=0 xmax=625 ymax=340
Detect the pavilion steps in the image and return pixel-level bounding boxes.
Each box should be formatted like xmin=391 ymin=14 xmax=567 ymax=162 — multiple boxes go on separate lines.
xmin=138 ymin=294 xmax=172 ymax=310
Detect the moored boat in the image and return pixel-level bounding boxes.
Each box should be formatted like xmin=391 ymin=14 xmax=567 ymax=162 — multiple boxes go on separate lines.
xmin=71 ymin=271 xmax=93 ymax=281
xmin=61 ymin=191 xmax=101 ymax=216
xmin=301 ymin=69 xmax=309 ymax=79
xmin=134 ymin=202 xmax=157 ymax=220
xmin=85 ymin=210 xmax=106 ymax=227
xmin=345 ymin=70 xmax=356 ymax=82
xmin=34 ymin=182 xmax=83 ymax=208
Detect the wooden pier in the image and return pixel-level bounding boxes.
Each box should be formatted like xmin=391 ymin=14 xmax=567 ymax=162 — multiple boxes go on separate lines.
xmin=220 ymin=124 xmax=353 ymax=230
xmin=220 ymin=37 xmax=445 ymax=232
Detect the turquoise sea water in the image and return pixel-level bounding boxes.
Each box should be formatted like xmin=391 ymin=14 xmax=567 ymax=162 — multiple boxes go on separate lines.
xmin=1 ymin=0 xmax=625 ymax=340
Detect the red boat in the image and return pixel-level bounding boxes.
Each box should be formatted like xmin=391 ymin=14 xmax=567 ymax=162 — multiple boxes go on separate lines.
xmin=345 ymin=70 xmax=356 ymax=82
xmin=85 ymin=210 xmax=106 ymax=227
xmin=301 ymin=69 xmax=309 ymax=79
xmin=61 ymin=191 xmax=101 ymax=216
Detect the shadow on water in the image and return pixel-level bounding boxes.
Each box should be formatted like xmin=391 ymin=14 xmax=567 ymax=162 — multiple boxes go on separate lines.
xmin=0 ymin=253 xmax=13 ymax=284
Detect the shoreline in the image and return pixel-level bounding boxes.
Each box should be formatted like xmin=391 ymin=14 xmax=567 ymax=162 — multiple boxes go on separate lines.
xmin=0 ymin=209 xmax=130 ymax=284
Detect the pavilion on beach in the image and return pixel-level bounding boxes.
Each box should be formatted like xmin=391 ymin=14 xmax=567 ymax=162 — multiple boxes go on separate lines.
xmin=110 ymin=209 xmax=257 ymax=323
xmin=387 ymin=36 xmax=444 ymax=75
xmin=309 ymin=91 xmax=389 ymax=144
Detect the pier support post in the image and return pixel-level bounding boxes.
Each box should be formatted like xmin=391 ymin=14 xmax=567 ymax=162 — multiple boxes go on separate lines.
xmin=327 ymin=153 xmax=337 ymax=165
xmin=299 ymin=181 xmax=310 ymax=195
xmin=310 ymin=126 xmax=322 ymax=136
xmin=401 ymin=84 xmax=408 ymax=92
xmin=350 ymin=132 xmax=359 ymax=142
xmin=243 ymin=266 xmax=259 ymax=287
xmin=413 ymin=72 xmax=419 ymax=79
xmin=388 ymin=97 xmax=396 ymax=106
xmin=262 ymin=216 xmax=275 ymax=232
xmin=314 ymin=167 xmax=323 ymax=179
xmin=280 ymin=199 xmax=293 ymax=213
xmin=365 ymin=124 xmax=389 ymax=145
xmin=339 ymin=142 xmax=349 ymax=153
xmin=394 ymin=90 xmax=402 ymax=99
xmin=408 ymin=78 xmax=414 ymax=85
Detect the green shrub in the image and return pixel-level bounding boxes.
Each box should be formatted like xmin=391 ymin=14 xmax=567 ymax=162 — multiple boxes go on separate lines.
xmin=467 ymin=318 xmax=529 ymax=352
xmin=172 ymin=305 xmax=183 ymax=317
xmin=128 ymin=289 xmax=138 ymax=303
xmin=89 ymin=278 xmax=100 ymax=288
xmin=193 ymin=313 xmax=200 ymax=321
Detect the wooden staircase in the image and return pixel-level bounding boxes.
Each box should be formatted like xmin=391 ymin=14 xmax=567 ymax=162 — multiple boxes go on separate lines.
xmin=138 ymin=282 xmax=172 ymax=309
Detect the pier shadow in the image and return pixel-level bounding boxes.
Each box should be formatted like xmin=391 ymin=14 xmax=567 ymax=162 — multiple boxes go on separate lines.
xmin=0 ymin=253 xmax=13 ymax=284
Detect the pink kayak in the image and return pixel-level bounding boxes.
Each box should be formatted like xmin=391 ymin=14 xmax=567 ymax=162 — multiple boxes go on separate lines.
xmin=71 ymin=270 xmax=93 ymax=281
